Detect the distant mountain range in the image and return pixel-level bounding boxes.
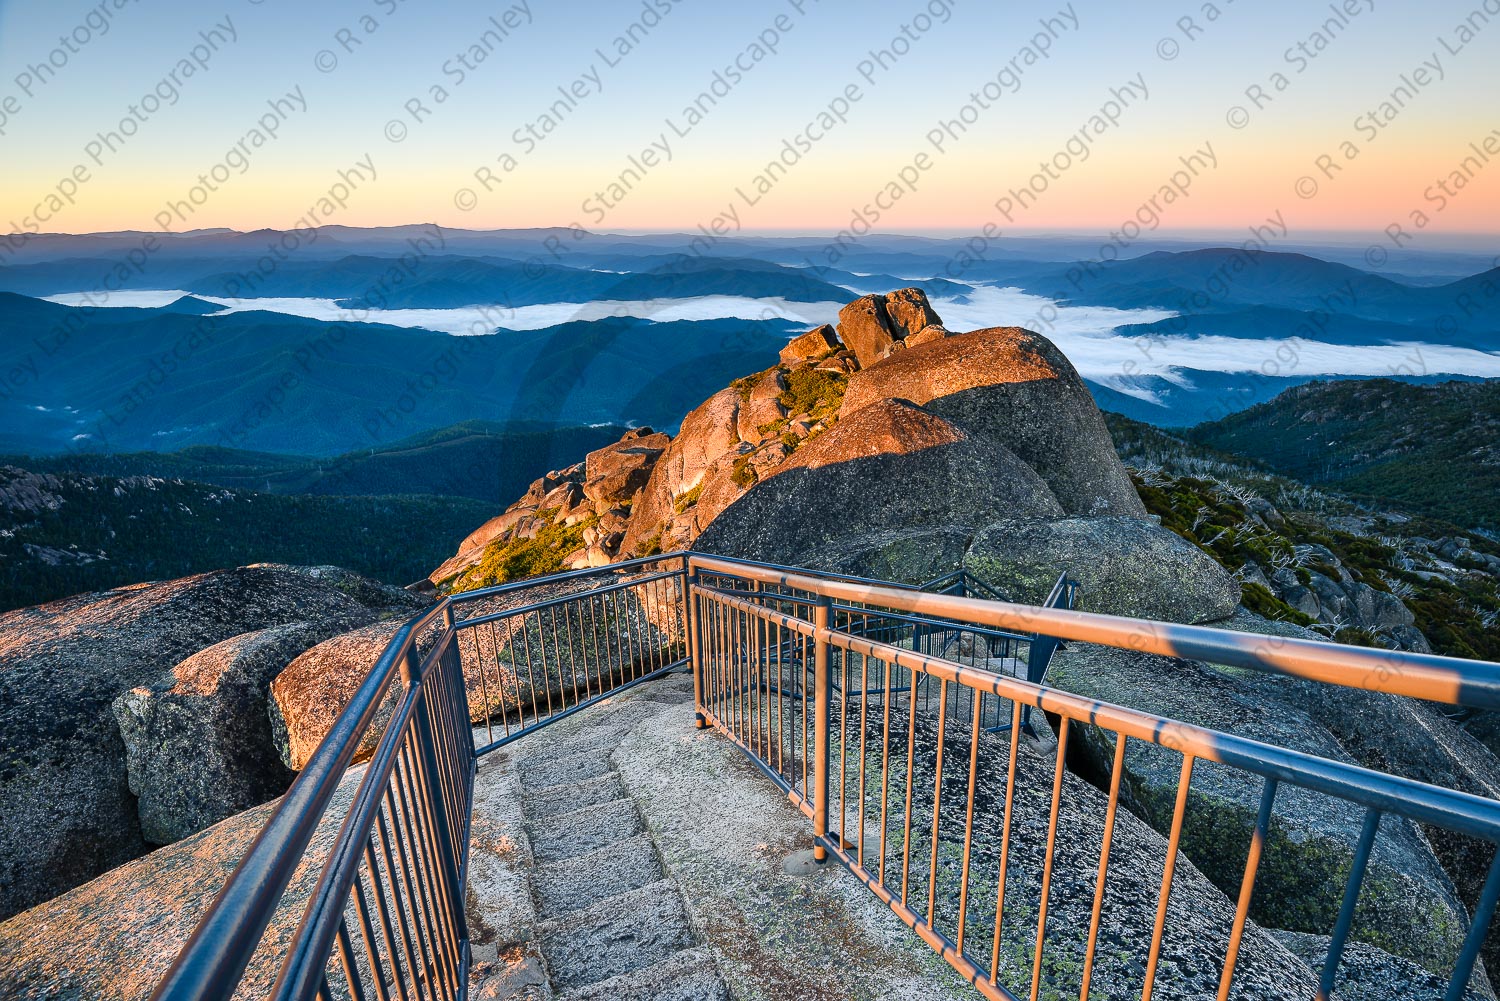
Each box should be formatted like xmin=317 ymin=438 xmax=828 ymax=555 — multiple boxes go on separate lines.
xmin=0 ymin=292 xmax=793 ymax=455
xmin=1187 ymin=378 xmax=1500 ymax=529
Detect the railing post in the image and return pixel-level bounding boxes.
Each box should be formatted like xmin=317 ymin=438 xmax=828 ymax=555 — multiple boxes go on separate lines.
xmin=812 ymin=594 xmax=831 ymax=863
xmin=684 ymin=565 xmax=708 ymax=729
xmin=409 ymin=629 xmax=472 ymax=972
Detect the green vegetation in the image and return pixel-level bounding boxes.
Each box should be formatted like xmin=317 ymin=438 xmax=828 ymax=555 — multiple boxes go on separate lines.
xmin=730 ymin=455 xmax=758 ymax=489
xmin=673 ymin=483 xmax=704 ymax=514
xmin=777 ymin=366 xmax=847 ymax=421
xmin=1187 ymin=379 xmax=1500 ymax=530
xmin=0 ymin=467 xmax=491 ymax=612
xmin=452 ymin=509 xmax=595 ymax=590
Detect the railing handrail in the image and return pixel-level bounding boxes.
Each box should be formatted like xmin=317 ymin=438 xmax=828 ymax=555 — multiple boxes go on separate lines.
xmin=152 ymin=548 xmax=1500 ymax=1001
xmin=686 ymin=554 xmax=1500 ymax=710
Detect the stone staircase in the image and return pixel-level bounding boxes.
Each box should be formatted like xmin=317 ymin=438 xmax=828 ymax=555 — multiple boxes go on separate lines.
xmin=500 ymin=677 xmax=730 ymax=1000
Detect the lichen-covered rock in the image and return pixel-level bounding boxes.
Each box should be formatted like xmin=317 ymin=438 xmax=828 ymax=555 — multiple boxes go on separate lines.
xmin=841 ymin=326 xmax=1146 ymax=518
xmin=966 ymin=517 xmax=1241 ymax=624
xmin=0 ymin=767 xmax=362 ymax=1001
xmin=111 ymin=616 xmax=373 ymax=844
xmin=0 ymin=564 xmax=422 ymax=920
xmin=1049 ymin=644 xmax=1483 ymax=985
xmin=802 ymin=526 xmax=974 ymax=584
xmin=1275 ymin=931 xmax=1490 ymax=1001
xmin=694 ymin=399 xmax=1064 ymax=566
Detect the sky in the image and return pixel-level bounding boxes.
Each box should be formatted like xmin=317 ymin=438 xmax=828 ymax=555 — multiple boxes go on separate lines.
xmin=1 ymin=0 xmax=1498 ymax=240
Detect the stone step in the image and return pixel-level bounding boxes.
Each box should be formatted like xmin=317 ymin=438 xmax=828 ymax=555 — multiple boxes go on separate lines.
xmin=523 ymin=771 xmax=627 ymax=822
xmin=518 ymin=723 xmax=634 ymax=767
xmin=559 ymin=946 xmax=729 ymax=1001
xmin=532 ymin=834 xmax=664 ymax=919
xmin=536 ymin=879 xmax=697 ymax=992
xmin=520 ymin=747 xmax=616 ymax=792
xmin=528 ymin=797 xmax=642 ymax=864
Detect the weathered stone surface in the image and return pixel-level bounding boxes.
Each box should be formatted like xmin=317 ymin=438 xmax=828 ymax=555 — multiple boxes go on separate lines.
xmin=836 ymin=295 xmax=898 ymax=367
xmin=802 ymin=526 xmax=974 ymax=585
xmin=778 ymin=324 xmax=840 ymax=366
xmin=694 ymin=399 xmax=1064 ymax=565
xmin=582 ymin=429 xmax=670 ymax=506
xmin=112 ymin=616 xmax=372 ymax=845
xmin=881 ymin=286 xmax=942 ymax=337
xmin=0 ymin=767 xmax=362 ymax=1001
xmin=905 ymin=324 xmax=950 ymax=347
xmin=1276 ymin=931 xmax=1490 ymax=1001
xmin=267 ymin=619 xmax=410 ymax=771
xmin=735 ymin=368 xmax=786 ymax=443
xmin=0 ymin=564 xmax=420 ymax=920
xmin=966 ymin=517 xmax=1241 ymax=624
xmin=1049 ymin=644 xmax=1481 ymax=983
xmin=431 ymin=507 xmax=537 ymax=584
xmin=624 ymin=389 xmax=744 ymax=556
xmin=841 ymin=326 xmax=1146 ymax=517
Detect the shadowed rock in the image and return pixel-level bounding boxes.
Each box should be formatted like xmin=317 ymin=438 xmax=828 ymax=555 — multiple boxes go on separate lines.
xmin=0 ymin=564 xmax=421 ymax=920
xmin=966 ymin=517 xmax=1241 ymax=624
xmin=841 ymin=326 xmax=1146 ymax=518
xmin=112 ymin=616 xmax=374 ymax=844
xmin=695 ymin=399 xmax=1064 ymax=565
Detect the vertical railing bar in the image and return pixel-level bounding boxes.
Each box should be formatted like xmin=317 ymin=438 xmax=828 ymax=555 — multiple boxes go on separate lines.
xmin=1029 ymin=717 xmax=1071 ymax=1001
xmin=1080 ymin=733 xmax=1129 ymax=1000
xmin=585 ymin=591 xmax=604 ymax=698
xmin=407 ymin=728 xmax=464 ymax=986
xmin=381 ymin=792 xmax=438 ymax=1001
xmin=1141 ymin=754 xmax=1197 ymax=1001
xmin=335 ymin=916 xmax=370 ymax=1001
xmin=878 ymin=653 xmax=895 ymax=890
xmin=857 ymin=649 xmax=871 ymax=870
xmin=956 ymin=686 xmax=983 ymax=958
xmin=926 ymin=678 xmax=950 ymax=929
xmin=351 ymin=872 xmax=393 ymax=1001
xmin=520 ymin=610 xmax=546 ymax=726
xmin=392 ymin=749 xmax=455 ymax=1000
xmin=1216 ymin=778 xmax=1279 ymax=1001
xmin=900 ymin=661 xmax=919 ymax=908
xmin=547 ymin=605 xmax=568 ymax=711
xmin=1445 ymin=852 xmax=1500 ymax=1001
xmin=362 ymin=842 xmax=412 ymax=1001
xmin=470 ymin=625 xmax=493 ymax=746
xmin=812 ymin=595 xmax=831 ymax=863
xmin=1317 ymin=807 xmax=1381 ymax=1001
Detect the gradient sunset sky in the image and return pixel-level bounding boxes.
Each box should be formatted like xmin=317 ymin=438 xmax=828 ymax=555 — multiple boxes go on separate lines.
xmin=2 ymin=0 xmax=1497 ymax=240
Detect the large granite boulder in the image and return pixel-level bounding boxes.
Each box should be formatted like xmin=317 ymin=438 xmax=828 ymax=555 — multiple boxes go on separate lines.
xmin=966 ymin=517 xmax=1241 ymax=624
xmin=778 ymin=324 xmax=840 ymax=366
xmin=835 ymin=290 xmax=941 ymax=367
xmin=111 ymin=616 xmax=374 ymax=845
xmin=581 ymin=428 xmax=670 ymax=506
xmin=694 ymin=398 xmax=1065 ymax=565
xmin=0 ymin=564 xmax=422 ymax=920
xmin=1049 ymin=643 xmax=1485 ymax=985
xmin=267 ymin=619 xmax=410 ymax=772
xmin=0 ymin=767 xmax=362 ymax=1001
xmin=801 ymin=526 xmax=973 ymax=585
xmin=840 ymin=326 xmax=1146 ymax=517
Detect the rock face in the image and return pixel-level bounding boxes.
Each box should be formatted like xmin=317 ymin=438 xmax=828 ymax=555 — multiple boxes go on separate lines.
xmin=694 ymin=399 xmax=1064 ymax=566
xmin=0 ymin=564 xmax=421 ymax=919
xmin=840 ymin=326 xmax=1146 ymax=517
xmin=966 ymin=517 xmax=1241 ymax=623
xmin=111 ymin=616 xmax=372 ymax=844
xmin=267 ymin=619 xmax=412 ymax=772
xmin=433 ymin=289 xmax=1152 ymax=597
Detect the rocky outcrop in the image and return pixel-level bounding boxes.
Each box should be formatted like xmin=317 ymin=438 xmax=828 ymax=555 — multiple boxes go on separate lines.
xmin=694 ymin=399 xmax=1064 ymax=566
xmin=435 ymin=289 xmax=1151 ymax=593
xmin=0 ymin=564 xmax=421 ymax=919
xmin=835 ymin=290 xmax=940 ymax=367
xmin=841 ymin=326 xmax=1146 ymax=517
xmin=111 ymin=616 xmax=372 ymax=844
xmin=965 ymin=517 xmax=1241 ymax=623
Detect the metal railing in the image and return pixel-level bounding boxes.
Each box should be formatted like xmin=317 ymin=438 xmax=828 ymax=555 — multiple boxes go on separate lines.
xmin=687 ymin=555 xmax=1500 ymax=1001
xmin=150 ymin=550 xmax=1500 ymax=1001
